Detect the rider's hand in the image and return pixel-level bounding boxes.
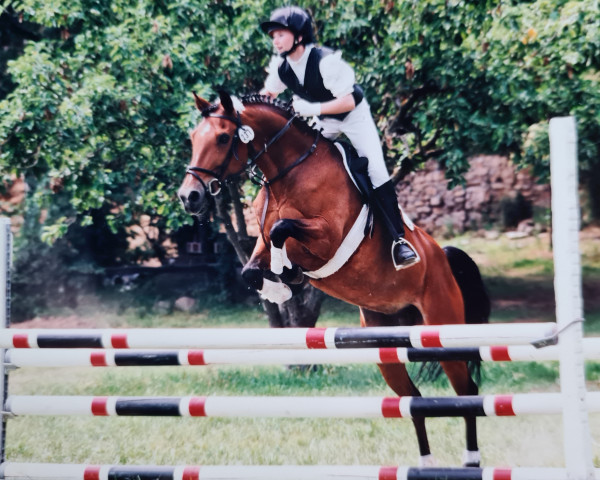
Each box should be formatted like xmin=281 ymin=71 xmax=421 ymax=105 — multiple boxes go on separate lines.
xmin=292 ymin=98 xmax=321 ymax=117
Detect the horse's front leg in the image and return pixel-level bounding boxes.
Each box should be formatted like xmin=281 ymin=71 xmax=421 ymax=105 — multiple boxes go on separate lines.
xmin=269 ymin=217 xmax=332 ymax=275
xmin=241 ymin=234 xmax=296 ymax=305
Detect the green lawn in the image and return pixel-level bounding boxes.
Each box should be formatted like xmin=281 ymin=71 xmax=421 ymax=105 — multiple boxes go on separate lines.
xmin=4 ymin=230 xmax=600 ymax=468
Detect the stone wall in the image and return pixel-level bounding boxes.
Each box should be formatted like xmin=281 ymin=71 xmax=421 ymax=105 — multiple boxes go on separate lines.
xmin=3 ymin=156 xmax=551 ymax=240
xmin=396 ymin=155 xmax=551 ymax=236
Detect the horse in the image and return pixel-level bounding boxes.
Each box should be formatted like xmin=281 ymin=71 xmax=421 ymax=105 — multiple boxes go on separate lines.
xmin=178 ymin=90 xmax=491 ymax=467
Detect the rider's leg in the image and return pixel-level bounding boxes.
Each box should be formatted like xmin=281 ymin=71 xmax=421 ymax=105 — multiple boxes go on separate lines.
xmin=338 ymin=101 xmax=419 ymax=269
xmin=372 ymin=180 xmax=419 ymax=269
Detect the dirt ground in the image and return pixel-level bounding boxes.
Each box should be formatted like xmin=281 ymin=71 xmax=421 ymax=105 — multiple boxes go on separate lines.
xmin=11 ymin=315 xmax=110 ymax=329
xmin=12 ymin=226 xmax=600 ymax=330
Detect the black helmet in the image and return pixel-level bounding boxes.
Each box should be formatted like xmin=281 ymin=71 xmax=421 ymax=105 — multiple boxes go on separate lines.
xmin=260 ymin=6 xmax=316 ymax=45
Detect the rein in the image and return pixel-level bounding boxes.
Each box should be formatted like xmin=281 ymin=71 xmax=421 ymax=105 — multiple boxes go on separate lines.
xmin=185 ymin=106 xmax=321 ymax=246
xmin=185 ymin=111 xmax=309 ymax=195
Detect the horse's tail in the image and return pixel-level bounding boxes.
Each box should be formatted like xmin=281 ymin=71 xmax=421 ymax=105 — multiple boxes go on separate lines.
xmin=415 ymin=246 xmax=490 ymax=385
xmin=443 ymin=245 xmax=491 ymax=326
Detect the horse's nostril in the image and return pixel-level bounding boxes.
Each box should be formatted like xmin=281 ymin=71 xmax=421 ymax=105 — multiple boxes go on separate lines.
xmin=188 ymin=190 xmax=201 ymax=203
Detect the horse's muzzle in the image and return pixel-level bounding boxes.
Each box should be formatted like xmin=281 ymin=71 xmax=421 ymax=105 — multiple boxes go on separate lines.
xmin=178 ymin=186 xmax=209 ymax=217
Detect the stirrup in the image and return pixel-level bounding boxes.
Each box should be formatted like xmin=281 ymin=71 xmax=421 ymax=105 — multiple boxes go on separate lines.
xmin=392 ymin=237 xmax=421 ymax=271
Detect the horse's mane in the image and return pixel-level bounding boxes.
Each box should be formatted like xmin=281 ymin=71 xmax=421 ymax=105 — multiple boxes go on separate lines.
xmin=199 ymin=92 xmax=321 ymax=137
xmin=240 ymin=94 xmax=319 ymax=136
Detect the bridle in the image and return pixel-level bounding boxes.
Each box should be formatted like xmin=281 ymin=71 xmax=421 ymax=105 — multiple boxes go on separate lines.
xmin=185 ymin=109 xmax=319 ymax=196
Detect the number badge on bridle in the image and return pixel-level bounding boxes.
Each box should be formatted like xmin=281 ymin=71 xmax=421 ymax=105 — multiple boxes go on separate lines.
xmin=238 ymin=125 xmax=255 ymax=144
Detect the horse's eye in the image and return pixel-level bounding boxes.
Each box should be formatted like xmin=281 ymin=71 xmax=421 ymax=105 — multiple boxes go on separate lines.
xmin=217 ymin=133 xmax=230 ymax=145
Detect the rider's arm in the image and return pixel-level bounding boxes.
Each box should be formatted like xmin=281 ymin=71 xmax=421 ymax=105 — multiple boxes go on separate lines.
xmin=318 ymin=93 xmax=355 ymax=115
xmin=293 ymin=50 xmax=358 ymax=117
xmin=263 ymin=55 xmax=286 ymax=99
xmin=320 ymin=50 xmax=357 ymax=110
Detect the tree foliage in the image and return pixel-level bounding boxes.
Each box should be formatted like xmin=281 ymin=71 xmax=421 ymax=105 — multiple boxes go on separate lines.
xmin=1 ymin=0 xmax=598 ymax=253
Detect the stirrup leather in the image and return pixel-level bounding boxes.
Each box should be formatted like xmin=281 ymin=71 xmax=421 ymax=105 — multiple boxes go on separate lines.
xmin=391 ymin=237 xmax=421 ymax=271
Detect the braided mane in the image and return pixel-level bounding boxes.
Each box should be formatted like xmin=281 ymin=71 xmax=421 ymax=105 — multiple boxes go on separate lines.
xmin=240 ymin=93 xmax=318 ymax=136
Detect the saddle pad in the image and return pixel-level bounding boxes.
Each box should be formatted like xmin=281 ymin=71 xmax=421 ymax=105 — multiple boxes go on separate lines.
xmin=334 ymin=142 xmax=415 ymax=232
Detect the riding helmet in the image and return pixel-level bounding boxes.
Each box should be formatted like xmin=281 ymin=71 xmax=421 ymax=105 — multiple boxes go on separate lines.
xmin=260 ymin=6 xmax=316 ymax=44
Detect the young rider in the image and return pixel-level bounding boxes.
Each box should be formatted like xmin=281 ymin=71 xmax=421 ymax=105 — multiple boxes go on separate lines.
xmin=259 ymin=6 xmax=419 ymax=270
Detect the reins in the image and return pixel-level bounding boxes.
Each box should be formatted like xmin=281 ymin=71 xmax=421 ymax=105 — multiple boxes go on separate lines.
xmin=184 ymin=103 xmax=321 ymax=244
xmin=185 ymin=110 xmax=313 ymax=194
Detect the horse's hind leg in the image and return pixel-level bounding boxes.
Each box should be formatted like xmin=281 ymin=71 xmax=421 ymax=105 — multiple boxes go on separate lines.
xmin=421 ymin=271 xmax=481 ymax=467
xmin=422 ymin=279 xmax=481 ymax=467
xmin=378 ymin=363 xmax=435 ymax=467
xmin=439 ymin=360 xmax=480 ymax=467
xmin=360 ymin=308 xmax=435 ymax=467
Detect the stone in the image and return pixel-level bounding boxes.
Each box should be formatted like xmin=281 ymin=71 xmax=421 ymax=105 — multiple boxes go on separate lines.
xmin=154 ymin=301 xmax=172 ymax=315
xmin=174 ymin=296 xmax=196 ymax=313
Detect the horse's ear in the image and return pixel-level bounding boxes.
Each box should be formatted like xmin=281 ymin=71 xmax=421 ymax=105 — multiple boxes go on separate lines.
xmin=217 ymin=89 xmax=234 ymax=114
xmin=193 ymin=91 xmax=211 ymax=111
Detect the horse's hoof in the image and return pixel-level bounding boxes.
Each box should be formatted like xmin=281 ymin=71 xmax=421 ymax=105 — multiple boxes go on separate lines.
xmin=418 ymin=454 xmax=437 ymax=467
xmin=462 ymin=449 xmax=481 ymax=467
xmin=280 ymin=265 xmax=304 ymax=285
xmin=258 ymin=279 xmax=293 ymax=304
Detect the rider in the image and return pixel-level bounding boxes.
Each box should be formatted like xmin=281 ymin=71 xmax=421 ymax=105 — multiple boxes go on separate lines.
xmin=259 ymin=6 xmax=419 ymax=270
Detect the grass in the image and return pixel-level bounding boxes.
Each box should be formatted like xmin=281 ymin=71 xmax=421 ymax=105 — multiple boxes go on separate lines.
xmin=5 ymin=230 xmax=600 ymax=468
xmin=441 ymin=231 xmax=600 ymax=329
xmin=6 ymin=361 xmax=600 ymax=467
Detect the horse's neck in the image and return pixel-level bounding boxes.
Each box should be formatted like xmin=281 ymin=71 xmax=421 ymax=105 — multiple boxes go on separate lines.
xmin=256 ymin=128 xmax=316 ymax=184
xmin=248 ymin=110 xmax=357 ymax=212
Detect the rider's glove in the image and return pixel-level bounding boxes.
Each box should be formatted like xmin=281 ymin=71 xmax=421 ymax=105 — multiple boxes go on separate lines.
xmin=292 ymin=98 xmax=321 ymax=117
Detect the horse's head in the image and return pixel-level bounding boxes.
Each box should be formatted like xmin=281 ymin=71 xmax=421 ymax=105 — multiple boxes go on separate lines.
xmin=178 ymin=90 xmax=255 ymax=216
xmin=179 ymin=90 xmax=319 ymax=217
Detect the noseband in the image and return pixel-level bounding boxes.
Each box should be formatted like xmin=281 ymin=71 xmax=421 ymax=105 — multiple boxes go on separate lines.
xmin=185 ymin=108 xmax=319 ymax=196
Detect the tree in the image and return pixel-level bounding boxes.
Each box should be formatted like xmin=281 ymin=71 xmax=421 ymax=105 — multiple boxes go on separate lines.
xmin=481 ymin=1 xmax=600 ymax=218
xmin=0 ymin=0 xmax=326 ymax=326
xmin=0 ymin=0 xmax=598 ymax=317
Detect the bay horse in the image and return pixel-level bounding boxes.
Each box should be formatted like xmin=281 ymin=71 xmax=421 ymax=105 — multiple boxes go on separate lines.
xmin=178 ymin=90 xmax=491 ymax=467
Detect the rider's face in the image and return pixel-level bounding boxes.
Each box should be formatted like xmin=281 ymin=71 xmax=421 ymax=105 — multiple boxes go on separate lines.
xmin=270 ymin=29 xmax=296 ymax=54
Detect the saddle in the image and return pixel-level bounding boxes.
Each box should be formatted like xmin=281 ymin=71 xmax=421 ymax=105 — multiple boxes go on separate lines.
xmin=334 ymin=141 xmax=374 ymax=236
xmin=335 ymin=142 xmax=372 ymax=202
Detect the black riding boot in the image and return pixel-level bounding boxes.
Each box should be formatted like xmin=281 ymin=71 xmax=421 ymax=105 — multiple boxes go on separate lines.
xmin=373 ymin=181 xmax=420 ymax=270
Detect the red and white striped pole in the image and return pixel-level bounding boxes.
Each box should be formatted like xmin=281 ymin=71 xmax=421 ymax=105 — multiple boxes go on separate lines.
xmin=4 ymin=340 xmax=600 ymax=368
xmin=5 ymin=392 xmax=600 ymax=418
xmin=1 ymin=463 xmax=600 ymax=480
xmin=0 ymin=322 xmax=558 ymax=351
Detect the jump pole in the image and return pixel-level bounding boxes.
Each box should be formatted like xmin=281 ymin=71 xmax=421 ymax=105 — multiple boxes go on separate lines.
xmin=550 ymin=116 xmax=594 ymax=479
xmin=4 ymin=340 xmax=600 ymax=367
xmin=0 ymin=218 xmax=11 ymax=463
xmin=4 ymin=392 xmax=600 ymax=418
xmin=0 ymin=322 xmax=558 ymax=350
xmin=1 ymin=464 xmax=600 ymax=480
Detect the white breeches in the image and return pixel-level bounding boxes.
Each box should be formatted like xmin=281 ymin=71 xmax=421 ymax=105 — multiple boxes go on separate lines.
xmin=314 ymin=100 xmax=390 ymax=188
